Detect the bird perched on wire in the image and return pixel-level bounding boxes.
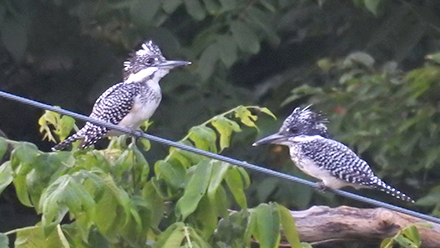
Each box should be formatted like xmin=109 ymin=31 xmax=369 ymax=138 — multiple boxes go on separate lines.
xmin=52 ymin=40 xmax=191 ymax=151
xmin=253 ymin=106 xmax=414 ymax=202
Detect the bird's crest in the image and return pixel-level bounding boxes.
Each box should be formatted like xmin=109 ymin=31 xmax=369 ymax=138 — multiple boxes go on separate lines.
xmin=280 ymin=105 xmax=329 ymax=137
xmin=123 ymin=40 xmax=166 ymax=80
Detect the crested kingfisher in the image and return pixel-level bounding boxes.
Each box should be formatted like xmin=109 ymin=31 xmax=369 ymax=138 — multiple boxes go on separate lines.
xmin=52 ymin=40 xmax=191 ymax=151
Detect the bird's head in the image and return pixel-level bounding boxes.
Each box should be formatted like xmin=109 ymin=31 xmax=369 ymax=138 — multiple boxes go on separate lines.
xmin=123 ymin=40 xmax=191 ymax=82
xmin=253 ymin=106 xmax=328 ymax=146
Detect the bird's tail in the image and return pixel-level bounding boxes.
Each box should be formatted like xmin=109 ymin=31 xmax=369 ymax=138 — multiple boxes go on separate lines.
xmin=369 ymin=177 xmax=414 ymax=203
xmin=51 ymin=132 xmax=83 ymax=151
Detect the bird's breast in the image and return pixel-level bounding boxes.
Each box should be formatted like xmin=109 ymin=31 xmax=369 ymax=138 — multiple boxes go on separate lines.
xmin=116 ymin=87 xmax=161 ymax=130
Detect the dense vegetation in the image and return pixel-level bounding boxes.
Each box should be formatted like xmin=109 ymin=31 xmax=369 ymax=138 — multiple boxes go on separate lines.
xmin=1 ymin=0 xmax=440 ymax=247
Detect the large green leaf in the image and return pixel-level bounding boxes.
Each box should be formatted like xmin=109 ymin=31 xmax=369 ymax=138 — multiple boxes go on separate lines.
xmin=0 ymin=162 xmax=13 ymax=195
xmin=202 ymin=0 xmax=221 ymax=14
xmin=230 ymin=21 xmax=260 ymax=54
xmin=207 ymin=161 xmax=229 ymax=201
xmin=155 ymin=160 xmax=186 ymax=189
xmin=162 ymin=0 xmax=182 ymax=13
xmin=153 ymin=223 xmax=185 ymax=248
xmin=92 ymin=189 xmax=120 ymax=242
xmin=10 ymin=142 xmax=39 ymax=172
xmin=193 ymin=195 xmax=217 ymax=238
xmin=15 ymin=225 xmax=65 ymax=248
xmin=175 ymin=159 xmax=213 ymax=220
xmin=211 ymin=116 xmax=241 ymax=151
xmin=278 ymin=204 xmax=301 ymax=248
xmin=184 ymin=0 xmax=206 ymax=20
xmin=0 ymin=17 xmax=27 ymax=61
xmin=253 ymin=203 xmax=280 ymax=248
xmin=130 ymin=0 xmax=160 ymax=28
xmin=0 ymin=137 xmax=7 ymax=162
xmin=216 ymin=35 xmax=238 ymax=68
xmin=225 ymin=167 xmax=247 ymax=208
xmin=188 ymin=126 xmax=217 ymax=152
xmin=0 ymin=233 xmax=8 ymax=248
xmin=39 ymin=175 xmax=95 ymax=228
xmin=196 ymin=43 xmax=219 ymax=80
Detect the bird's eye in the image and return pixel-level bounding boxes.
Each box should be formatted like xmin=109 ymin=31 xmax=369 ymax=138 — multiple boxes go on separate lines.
xmin=287 ymin=127 xmax=299 ymax=133
xmin=145 ymin=58 xmax=155 ymax=65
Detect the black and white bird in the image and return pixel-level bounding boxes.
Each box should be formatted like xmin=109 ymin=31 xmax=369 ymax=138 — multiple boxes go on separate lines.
xmin=52 ymin=40 xmax=191 ymax=151
xmin=253 ymin=106 xmax=414 ymax=202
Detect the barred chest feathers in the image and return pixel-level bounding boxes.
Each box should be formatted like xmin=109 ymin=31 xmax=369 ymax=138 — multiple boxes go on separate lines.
xmin=287 ymin=135 xmax=354 ymax=189
xmin=116 ymin=79 xmax=162 ymax=130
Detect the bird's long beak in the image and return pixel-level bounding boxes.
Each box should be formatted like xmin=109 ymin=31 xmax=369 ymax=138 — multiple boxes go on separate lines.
xmin=157 ymin=60 xmax=191 ymax=69
xmin=253 ymin=133 xmax=286 ymax=146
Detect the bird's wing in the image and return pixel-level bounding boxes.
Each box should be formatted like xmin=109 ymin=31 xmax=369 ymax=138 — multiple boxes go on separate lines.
xmin=299 ymin=137 xmax=376 ymax=186
xmin=81 ymin=82 xmax=140 ymax=148
xmin=94 ymin=82 xmax=124 ymax=106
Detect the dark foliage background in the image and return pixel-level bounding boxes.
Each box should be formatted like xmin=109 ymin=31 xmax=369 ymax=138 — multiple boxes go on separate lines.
xmin=1 ymin=0 xmax=440 ymax=247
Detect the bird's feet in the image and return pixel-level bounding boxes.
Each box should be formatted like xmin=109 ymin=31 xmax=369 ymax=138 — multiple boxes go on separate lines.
xmin=316 ymin=182 xmax=331 ymax=192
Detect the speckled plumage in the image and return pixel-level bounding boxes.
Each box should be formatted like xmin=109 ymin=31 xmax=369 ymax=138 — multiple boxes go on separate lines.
xmin=254 ymin=106 xmax=414 ymax=203
xmin=52 ymin=40 xmax=189 ymax=151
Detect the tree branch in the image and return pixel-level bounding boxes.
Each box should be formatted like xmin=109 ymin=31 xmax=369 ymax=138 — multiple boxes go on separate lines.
xmin=286 ymin=205 xmax=440 ymax=247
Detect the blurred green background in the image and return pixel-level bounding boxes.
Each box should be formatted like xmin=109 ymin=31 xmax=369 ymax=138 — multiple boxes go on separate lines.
xmin=1 ymin=0 xmax=440 ymax=247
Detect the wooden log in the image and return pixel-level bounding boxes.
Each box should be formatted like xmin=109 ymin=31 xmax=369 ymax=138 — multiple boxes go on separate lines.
xmin=286 ymin=205 xmax=440 ymax=247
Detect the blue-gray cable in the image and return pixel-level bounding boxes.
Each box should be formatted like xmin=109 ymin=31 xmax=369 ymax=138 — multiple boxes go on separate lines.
xmin=0 ymin=90 xmax=439 ymax=224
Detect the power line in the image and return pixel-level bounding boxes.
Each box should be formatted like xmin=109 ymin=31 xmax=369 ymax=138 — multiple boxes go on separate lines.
xmin=1 ymin=90 xmax=439 ymax=224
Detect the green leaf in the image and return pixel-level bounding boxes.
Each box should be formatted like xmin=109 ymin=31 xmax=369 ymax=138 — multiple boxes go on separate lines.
xmin=131 ymin=144 xmax=149 ymax=185
xmin=246 ymin=6 xmax=280 ymax=46
xmin=364 ymin=0 xmax=382 ymax=16
xmin=253 ymin=203 xmax=280 ymax=248
xmin=425 ymin=52 xmax=440 ymax=64
xmin=230 ymin=21 xmax=260 ymax=54
xmin=188 ymin=126 xmax=217 ymax=153
xmin=154 ymin=223 xmax=186 ymax=248
xmin=196 ymin=43 xmax=219 ymax=80
xmin=140 ymin=138 xmax=151 ymax=151
xmin=202 ymin=0 xmax=221 ymax=14
xmin=39 ymin=175 xmax=95 ymax=228
xmin=211 ymin=116 xmax=241 ymax=151
xmin=56 ymin=225 xmax=70 ymax=248
xmin=213 ymin=185 xmax=229 ymax=218
xmin=234 ymin=106 xmax=258 ymax=129
xmin=15 ymin=225 xmax=66 ymax=248
xmin=380 ymin=238 xmax=393 ymax=248
xmin=212 ymin=209 xmax=252 ymax=247
xmin=175 ymin=159 xmax=213 ymax=220
xmin=225 ymin=167 xmax=247 ymax=208
xmin=277 ymin=204 xmax=301 ymax=248
xmin=142 ymin=181 xmax=164 ymax=228
xmin=0 ymin=17 xmax=28 ymax=61
xmin=162 ymin=0 xmax=182 ymax=14
xmin=218 ymin=0 xmax=237 ymax=11
xmin=301 ymin=243 xmax=313 ymax=248
xmin=237 ymin=167 xmax=250 ymax=188
xmin=207 ymin=161 xmax=230 ymax=201
xmin=184 ymin=0 xmax=206 ymax=20
xmin=194 ymin=195 xmax=218 ymax=238
xmin=402 ymin=226 xmax=421 ymax=246
xmin=10 ymin=142 xmax=39 ymax=172
xmin=394 ymin=235 xmax=417 ymax=248
xmin=155 ymin=160 xmax=185 ymax=189
xmin=259 ymin=107 xmax=276 ymax=119
xmin=0 ymin=233 xmax=8 ymax=248
xmin=14 ymin=175 xmax=33 ymax=207
xmin=216 ymin=35 xmax=238 ymax=68
xmin=130 ymin=0 xmax=160 ymax=28
xmin=92 ymin=189 xmax=119 ymax=242
xmin=0 ymin=162 xmax=13 ymax=195
xmin=57 ymin=116 xmax=75 ymax=141
xmin=0 ymin=137 xmax=7 ymax=161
